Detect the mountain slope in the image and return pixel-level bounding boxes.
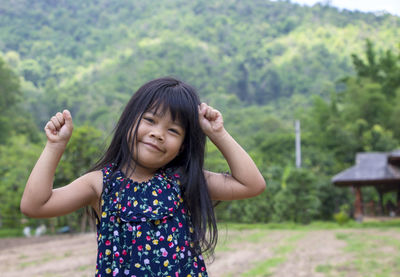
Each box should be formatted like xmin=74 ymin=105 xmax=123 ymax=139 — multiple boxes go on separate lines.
xmin=0 ymin=0 xmax=399 ymax=128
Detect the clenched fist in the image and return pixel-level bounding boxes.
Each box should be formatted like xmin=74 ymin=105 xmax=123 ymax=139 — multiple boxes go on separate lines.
xmin=44 ymin=110 xmax=74 ymax=145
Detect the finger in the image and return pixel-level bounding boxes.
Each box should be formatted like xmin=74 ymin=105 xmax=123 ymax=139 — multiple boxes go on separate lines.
xmin=210 ymin=108 xmax=217 ymax=118
xmin=63 ymin=110 xmax=73 ymax=129
xmin=50 ymin=116 xmax=61 ymax=129
xmin=205 ymin=107 xmax=210 ymax=119
xmin=205 ymin=107 xmax=216 ymax=119
xmin=45 ymin=121 xmax=57 ymax=135
xmin=199 ymin=103 xmax=208 ymax=115
xmin=45 ymin=121 xmax=55 ymax=131
xmin=55 ymin=112 xmax=65 ymax=126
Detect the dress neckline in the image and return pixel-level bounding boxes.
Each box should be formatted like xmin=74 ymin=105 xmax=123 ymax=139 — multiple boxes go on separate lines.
xmin=117 ymin=168 xmax=162 ymax=185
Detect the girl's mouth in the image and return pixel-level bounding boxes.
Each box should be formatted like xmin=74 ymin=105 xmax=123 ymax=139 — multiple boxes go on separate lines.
xmin=143 ymin=142 xmax=163 ymax=152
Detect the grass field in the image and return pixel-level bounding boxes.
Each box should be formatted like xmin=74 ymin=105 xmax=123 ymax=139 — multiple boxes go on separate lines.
xmin=1 ymin=220 xmax=400 ymax=277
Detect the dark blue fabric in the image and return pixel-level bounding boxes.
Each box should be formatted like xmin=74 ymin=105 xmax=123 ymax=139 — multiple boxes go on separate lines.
xmin=95 ymin=164 xmax=208 ymax=277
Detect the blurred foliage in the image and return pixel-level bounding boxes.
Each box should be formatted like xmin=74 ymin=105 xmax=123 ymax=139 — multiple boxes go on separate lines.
xmin=0 ymin=1 xmax=400 ymax=231
xmin=0 ymin=57 xmax=22 ymax=143
xmin=56 ymin=125 xmax=104 ymax=185
xmin=0 ymin=136 xmax=42 ymax=228
xmin=272 ymin=168 xmax=320 ymax=224
xmin=333 ymin=204 xmax=351 ymax=225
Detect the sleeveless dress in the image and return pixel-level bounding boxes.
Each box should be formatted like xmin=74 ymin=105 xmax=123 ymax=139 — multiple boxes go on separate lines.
xmin=95 ymin=164 xmax=208 ymax=277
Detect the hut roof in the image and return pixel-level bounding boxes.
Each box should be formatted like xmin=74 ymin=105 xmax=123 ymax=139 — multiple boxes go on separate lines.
xmin=389 ymin=149 xmax=400 ymax=157
xmin=332 ymin=151 xmax=400 ymax=191
xmin=389 ymin=149 xmax=400 ymax=165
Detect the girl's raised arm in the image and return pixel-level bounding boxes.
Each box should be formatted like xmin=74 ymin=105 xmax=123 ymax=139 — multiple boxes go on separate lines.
xmin=199 ymin=103 xmax=266 ymax=201
xmin=20 ymin=110 xmax=102 ymax=218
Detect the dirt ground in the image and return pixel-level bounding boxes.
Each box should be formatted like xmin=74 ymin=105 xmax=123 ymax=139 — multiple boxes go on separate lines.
xmin=0 ymin=228 xmax=398 ymax=277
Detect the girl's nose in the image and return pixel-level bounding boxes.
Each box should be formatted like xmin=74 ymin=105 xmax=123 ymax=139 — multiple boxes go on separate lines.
xmin=150 ymin=129 xmax=164 ymax=141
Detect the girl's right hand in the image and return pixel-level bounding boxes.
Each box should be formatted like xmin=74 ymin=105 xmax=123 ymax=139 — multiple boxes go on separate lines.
xmin=44 ymin=110 xmax=74 ymax=145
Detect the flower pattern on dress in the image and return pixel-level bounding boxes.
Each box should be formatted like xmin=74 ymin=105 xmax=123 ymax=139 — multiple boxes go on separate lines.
xmin=96 ymin=164 xmax=208 ymax=277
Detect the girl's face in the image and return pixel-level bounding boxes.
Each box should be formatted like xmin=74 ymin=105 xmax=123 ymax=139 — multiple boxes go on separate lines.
xmin=132 ymin=108 xmax=185 ymax=174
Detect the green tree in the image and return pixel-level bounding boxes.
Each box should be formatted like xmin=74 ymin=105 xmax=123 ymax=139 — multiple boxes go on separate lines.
xmin=56 ymin=124 xmax=103 ymax=183
xmin=390 ymin=89 xmax=400 ymax=139
xmin=0 ymin=136 xmax=42 ymax=228
xmin=273 ymin=168 xmax=320 ymax=224
xmin=352 ymin=40 xmax=400 ymax=98
xmin=0 ymin=58 xmax=21 ymax=143
xmin=20 ymin=59 xmax=44 ymax=87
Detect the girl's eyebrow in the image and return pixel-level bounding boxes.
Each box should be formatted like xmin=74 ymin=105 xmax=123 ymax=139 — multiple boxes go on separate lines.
xmin=167 ymin=117 xmax=185 ymax=129
xmin=173 ymin=122 xmax=184 ymax=129
xmin=144 ymin=110 xmax=184 ymax=128
xmin=169 ymin=118 xmax=184 ymax=128
xmin=143 ymin=110 xmax=156 ymax=115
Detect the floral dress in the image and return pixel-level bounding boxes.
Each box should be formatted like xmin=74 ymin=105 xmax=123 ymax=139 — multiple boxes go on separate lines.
xmin=96 ymin=164 xmax=208 ymax=277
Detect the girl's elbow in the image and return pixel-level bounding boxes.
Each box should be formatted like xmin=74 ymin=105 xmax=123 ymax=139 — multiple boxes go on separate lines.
xmin=259 ymin=181 xmax=267 ymax=194
xmin=20 ymin=202 xmax=31 ymax=217
xmin=252 ymin=179 xmax=266 ymax=197
xmin=243 ymin=178 xmax=266 ymax=198
xmin=20 ymin=199 xmax=39 ymax=218
xmin=20 ymin=199 xmax=32 ymax=217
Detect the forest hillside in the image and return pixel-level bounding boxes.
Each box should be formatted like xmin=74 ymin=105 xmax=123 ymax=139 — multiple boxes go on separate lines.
xmin=1 ymin=0 xmax=400 ymax=230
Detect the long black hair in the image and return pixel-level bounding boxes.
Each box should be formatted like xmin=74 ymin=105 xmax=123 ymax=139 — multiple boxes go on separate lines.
xmin=91 ymin=77 xmax=218 ymax=256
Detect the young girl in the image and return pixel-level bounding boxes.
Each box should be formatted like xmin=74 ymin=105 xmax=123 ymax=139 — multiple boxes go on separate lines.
xmin=21 ymin=77 xmax=266 ymax=277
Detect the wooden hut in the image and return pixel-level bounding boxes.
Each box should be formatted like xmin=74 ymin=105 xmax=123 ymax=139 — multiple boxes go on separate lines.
xmin=332 ymin=150 xmax=400 ymax=220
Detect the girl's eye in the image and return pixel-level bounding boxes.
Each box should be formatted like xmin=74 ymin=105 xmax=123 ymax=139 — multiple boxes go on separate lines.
xmin=169 ymin=128 xmax=180 ymax=135
xmin=143 ymin=117 xmax=154 ymax=123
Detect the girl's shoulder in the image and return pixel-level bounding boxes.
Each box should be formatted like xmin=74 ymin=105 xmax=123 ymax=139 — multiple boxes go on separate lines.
xmin=82 ymin=170 xmax=104 ymax=196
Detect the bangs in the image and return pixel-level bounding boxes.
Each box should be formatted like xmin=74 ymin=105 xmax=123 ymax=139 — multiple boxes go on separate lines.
xmin=145 ymin=85 xmax=198 ymax=130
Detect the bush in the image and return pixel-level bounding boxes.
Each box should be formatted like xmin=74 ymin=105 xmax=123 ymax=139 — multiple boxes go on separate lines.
xmin=272 ymin=168 xmax=320 ymax=224
xmin=333 ymin=204 xmax=350 ymax=225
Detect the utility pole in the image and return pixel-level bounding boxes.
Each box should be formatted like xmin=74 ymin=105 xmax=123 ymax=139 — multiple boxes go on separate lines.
xmin=295 ymin=120 xmax=301 ymax=168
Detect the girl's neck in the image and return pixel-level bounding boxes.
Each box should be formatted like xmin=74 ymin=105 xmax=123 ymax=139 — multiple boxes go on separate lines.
xmin=122 ymin=164 xmax=158 ymax=183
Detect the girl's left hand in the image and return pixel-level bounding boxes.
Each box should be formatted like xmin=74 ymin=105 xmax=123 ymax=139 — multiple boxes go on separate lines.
xmin=198 ymin=103 xmax=224 ymax=136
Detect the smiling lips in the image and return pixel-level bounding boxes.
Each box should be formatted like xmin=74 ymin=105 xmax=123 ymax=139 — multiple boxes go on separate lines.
xmin=142 ymin=141 xmax=164 ymax=152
